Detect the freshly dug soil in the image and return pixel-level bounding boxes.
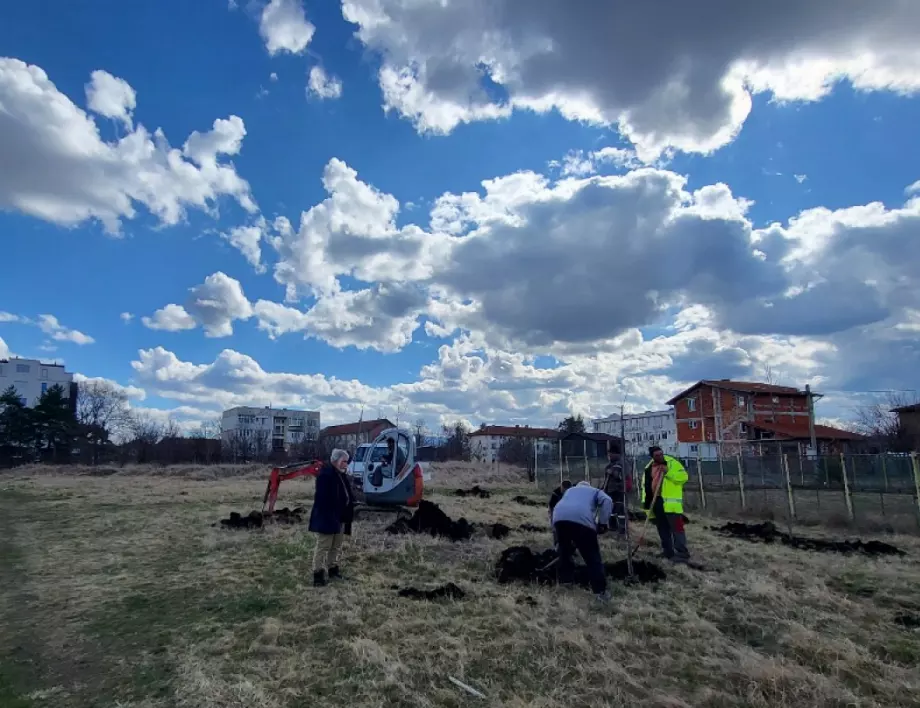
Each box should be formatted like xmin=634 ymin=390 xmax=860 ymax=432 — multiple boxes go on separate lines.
xmin=512 ymin=495 xmax=544 ymax=507
xmin=712 ymin=521 xmax=905 ymax=557
xmin=894 ymin=613 xmax=920 ymax=629
xmin=486 ymin=523 xmax=511 ymax=540
xmin=397 ymin=582 xmax=466 ymax=601
xmin=385 ymin=500 xmax=475 ymax=541
xmin=455 ymin=486 xmax=491 ymax=498
xmin=495 ymin=545 xmax=666 ymax=587
xmin=217 ymin=506 xmax=306 ymax=529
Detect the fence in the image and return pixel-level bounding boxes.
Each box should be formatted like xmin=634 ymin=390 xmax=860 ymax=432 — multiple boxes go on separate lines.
xmin=534 ymin=450 xmax=920 ymax=533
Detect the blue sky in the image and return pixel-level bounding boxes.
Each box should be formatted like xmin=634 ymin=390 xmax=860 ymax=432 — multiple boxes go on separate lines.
xmin=2 ymin=0 xmax=919 ymax=430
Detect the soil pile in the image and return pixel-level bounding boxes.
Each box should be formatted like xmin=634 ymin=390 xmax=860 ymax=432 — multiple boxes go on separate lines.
xmin=518 ymin=523 xmax=548 ymax=533
xmin=486 ymin=523 xmax=511 ymax=540
xmin=397 ymin=583 xmax=466 ymax=601
xmin=495 ymin=545 xmax=665 ymax=587
xmin=512 ymin=495 xmax=544 ymax=507
xmin=894 ymin=613 xmax=920 ymax=629
xmin=455 ymin=486 xmax=491 ymax=498
xmin=712 ymin=521 xmax=905 ymax=557
xmin=385 ymin=500 xmax=475 ymax=541
xmin=218 ymin=506 xmax=307 ymax=529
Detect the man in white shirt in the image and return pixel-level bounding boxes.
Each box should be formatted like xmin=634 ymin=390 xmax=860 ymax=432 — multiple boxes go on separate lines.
xmin=551 ymin=481 xmax=614 ymax=602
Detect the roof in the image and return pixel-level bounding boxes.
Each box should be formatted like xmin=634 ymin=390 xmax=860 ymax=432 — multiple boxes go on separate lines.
xmin=749 ymin=420 xmax=865 ymax=441
xmin=320 ymin=418 xmax=394 ymax=436
xmin=470 ymin=425 xmax=559 ymax=439
xmin=561 ymin=431 xmax=618 ymax=442
xmin=891 ymin=403 xmax=920 ymax=414
xmin=666 ymin=379 xmax=806 ymax=405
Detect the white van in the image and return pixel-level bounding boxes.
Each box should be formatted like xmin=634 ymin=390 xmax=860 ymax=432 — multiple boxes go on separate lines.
xmin=347 ymin=442 xmax=389 ymax=482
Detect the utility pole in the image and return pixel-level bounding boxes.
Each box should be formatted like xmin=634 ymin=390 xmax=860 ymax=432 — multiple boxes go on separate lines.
xmin=805 ymin=384 xmax=817 ymax=458
xmin=620 ymin=403 xmax=633 ymax=579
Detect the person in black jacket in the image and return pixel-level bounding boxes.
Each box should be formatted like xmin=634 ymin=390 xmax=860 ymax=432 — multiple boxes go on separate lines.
xmin=548 ymin=479 xmax=572 ymax=547
xmin=309 ymin=448 xmax=356 ymax=587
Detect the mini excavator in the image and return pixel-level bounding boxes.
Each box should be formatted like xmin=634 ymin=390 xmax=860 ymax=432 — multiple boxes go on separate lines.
xmin=261 ymin=426 xmax=427 ymax=518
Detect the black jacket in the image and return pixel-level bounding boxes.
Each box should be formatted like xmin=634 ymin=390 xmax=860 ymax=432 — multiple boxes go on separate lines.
xmin=548 ymin=485 xmax=567 ymax=513
xmin=308 ymin=463 xmax=356 ymax=535
xmin=604 ymin=462 xmax=625 ymax=496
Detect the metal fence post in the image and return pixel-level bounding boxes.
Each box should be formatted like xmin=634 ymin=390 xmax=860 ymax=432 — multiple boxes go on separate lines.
xmin=912 ymin=452 xmax=920 ymax=530
xmin=737 ymin=454 xmax=746 ymax=510
xmin=840 ymin=453 xmax=854 ymax=521
xmin=697 ymin=449 xmax=707 ymax=510
xmin=782 ymin=453 xmax=796 ymax=523
xmin=882 ymin=453 xmax=889 ymax=493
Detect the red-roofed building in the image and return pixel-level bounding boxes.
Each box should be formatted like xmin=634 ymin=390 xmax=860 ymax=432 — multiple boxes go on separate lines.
xmin=665 ymin=379 xmax=863 ymax=456
xmin=469 ymin=424 xmax=559 ymax=463
xmin=319 ymin=418 xmax=394 ymax=452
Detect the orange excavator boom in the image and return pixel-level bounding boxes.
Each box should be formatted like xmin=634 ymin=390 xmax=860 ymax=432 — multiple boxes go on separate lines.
xmin=262 ymin=459 xmax=324 ymax=514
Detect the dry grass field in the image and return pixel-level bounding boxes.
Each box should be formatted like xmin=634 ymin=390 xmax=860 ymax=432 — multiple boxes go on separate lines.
xmin=2 ymin=462 xmax=919 ymax=708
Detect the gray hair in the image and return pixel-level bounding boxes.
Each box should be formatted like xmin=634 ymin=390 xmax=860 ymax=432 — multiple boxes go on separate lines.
xmin=330 ymin=448 xmax=349 ymax=464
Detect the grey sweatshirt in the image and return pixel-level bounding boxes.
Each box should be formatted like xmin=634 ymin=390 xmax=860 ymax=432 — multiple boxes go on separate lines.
xmin=551 ymin=481 xmax=614 ymax=530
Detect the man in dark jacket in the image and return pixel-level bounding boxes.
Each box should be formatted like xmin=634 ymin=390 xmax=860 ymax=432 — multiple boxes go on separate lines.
xmin=309 ymin=448 xmax=356 ymax=586
xmin=548 ymin=479 xmax=572 ymax=547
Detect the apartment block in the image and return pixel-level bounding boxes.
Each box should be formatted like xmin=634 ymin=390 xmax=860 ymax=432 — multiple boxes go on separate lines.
xmin=0 ymin=357 xmax=76 ymax=409
xmin=221 ymin=406 xmax=320 ymax=452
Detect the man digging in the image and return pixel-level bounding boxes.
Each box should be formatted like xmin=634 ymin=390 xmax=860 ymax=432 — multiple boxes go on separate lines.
xmin=551 ymin=480 xmax=614 ymax=603
xmin=642 ymin=446 xmax=690 ymax=564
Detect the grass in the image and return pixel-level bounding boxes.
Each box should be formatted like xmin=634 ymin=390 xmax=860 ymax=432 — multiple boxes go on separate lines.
xmin=1 ymin=464 xmax=919 ymax=707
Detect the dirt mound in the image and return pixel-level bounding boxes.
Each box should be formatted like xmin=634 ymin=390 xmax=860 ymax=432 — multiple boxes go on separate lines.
xmin=217 ymin=506 xmax=306 ymax=529
xmin=495 ymin=545 xmax=665 ymax=587
xmin=712 ymin=521 xmax=906 ymax=557
xmin=455 ymin=486 xmax=491 ymax=498
xmin=518 ymin=523 xmax=548 ymax=533
xmin=512 ymin=495 xmax=544 ymax=507
xmin=397 ymin=583 xmax=466 ymax=601
xmin=486 ymin=523 xmax=511 ymax=540
xmin=385 ymin=500 xmax=475 ymax=541
xmin=894 ymin=613 xmax=920 ymax=629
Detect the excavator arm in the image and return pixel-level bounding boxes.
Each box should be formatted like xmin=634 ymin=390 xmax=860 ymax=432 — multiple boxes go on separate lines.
xmin=262 ymin=459 xmax=324 ymax=514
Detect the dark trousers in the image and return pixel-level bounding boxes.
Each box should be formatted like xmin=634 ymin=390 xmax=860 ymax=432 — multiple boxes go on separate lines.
xmin=611 ymin=499 xmax=627 ymax=534
xmin=652 ymin=499 xmax=689 ymax=562
xmin=554 ymin=520 xmax=606 ymax=594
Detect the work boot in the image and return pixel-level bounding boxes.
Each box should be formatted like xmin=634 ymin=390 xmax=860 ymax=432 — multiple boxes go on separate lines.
xmin=328 ymin=566 xmax=342 ymax=580
xmin=313 ymin=570 xmax=327 ymax=587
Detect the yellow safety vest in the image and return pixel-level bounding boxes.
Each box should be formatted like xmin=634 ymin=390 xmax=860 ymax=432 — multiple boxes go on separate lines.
xmin=642 ymin=455 xmax=688 ymax=518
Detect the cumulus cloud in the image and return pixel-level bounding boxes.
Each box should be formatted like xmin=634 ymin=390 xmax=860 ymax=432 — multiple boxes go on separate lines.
xmin=36 ymin=314 xmax=95 ymax=345
xmin=222 ymin=219 xmax=267 ymax=273
xmin=0 ymin=335 xmax=12 ymax=358
xmin=120 ymin=312 xmax=134 ymax=323
xmin=260 ymin=0 xmax=315 ymax=55
xmin=341 ymin=0 xmax=920 ymax=160
xmin=308 ymin=66 xmax=343 ymax=99
xmin=0 ymin=58 xmax=256 ymax=234
xmin=142 ymin=272 xmax=253 ymax=338
xmin=73 ymin=373 xmax=146 ymax=401
xmin=84 ymin=69 xmax=136 ymax=129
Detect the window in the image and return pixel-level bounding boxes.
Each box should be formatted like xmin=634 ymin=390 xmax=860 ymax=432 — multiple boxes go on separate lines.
xmin=736 ymin=394 xmax=746 ymax=407
xmin=740 ymin=423 xmax=749 ymax=433
xmin=661 ymin=431 xmax=668 ymax=440
xmin=0 ymin=364 xmax=5 ymax=376
xmin=689 ymin=420 xmax=699 ymax=430
xmin=19 ymin=396 xmax=27 ymax=406
xmin=686 ymin=397 xmax=696 ymax=412
xmin=41 ymin=368 xmax=48 ymax=379
xmin=16 ymin=363 xmax=30 ymax=374
xmin=689 ymin=444 xmax=698 ymax=453
xmin=41 ymin=382 xmax=48 ymax=394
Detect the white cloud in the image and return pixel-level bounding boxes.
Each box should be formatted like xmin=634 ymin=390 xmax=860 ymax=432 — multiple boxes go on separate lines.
xmin=73 ymin=372 xmax=146 ymax=401
xmin=270 ymin=72 xmax=279 ymax=82
xmin=142 ymin=304 xmax=197 ymax=332
xmin=340 ymin=0 xmax=920 ymax=160
xmin=142 ymin=272 xmax=253 ymax=338
xmin=0 ymin=311 xmax=21 ymax=323
xmin=794 ymin=174 xmax=808 ymax=184
xmin=0 ymin=335 xmax=12 ymax=358
xmin=260 ymin=0 xmax=315 ymax=55
xmin=120 ymin=312 xmax=134 ymax=323
xmin=308 ymin=66 xmax=343 ymax=100
xmin=84 ymin=69 xmax=136 ymax=129
xmin=36 ymin=314 xmax=94 ymax=345
xmin=0 ymin=58 xmax=256 ymax=235
xmin=222 ymin=219 xmax=267 ymax=273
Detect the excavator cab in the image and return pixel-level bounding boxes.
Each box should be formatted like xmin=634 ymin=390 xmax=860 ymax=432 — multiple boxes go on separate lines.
xmin=361 ymin=427 xmax=424 ymax=508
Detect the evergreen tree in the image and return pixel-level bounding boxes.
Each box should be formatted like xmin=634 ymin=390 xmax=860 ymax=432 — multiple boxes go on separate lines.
xmin=34 ymin=384 xmax=77 ymax=463
xmin=0 ymin=386 xmax=37 ymax=465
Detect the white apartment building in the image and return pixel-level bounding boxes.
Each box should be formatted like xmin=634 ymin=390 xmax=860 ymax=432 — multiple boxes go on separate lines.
xmin=221 ymin=406 xmax=320 ymax=452
xmin=0 ymin=357 xmax=75 ymax=408
xmin=592 ymin=409 xmax=678 ymax=459
xmin=469 ymin=425 xmax=559 ymax=463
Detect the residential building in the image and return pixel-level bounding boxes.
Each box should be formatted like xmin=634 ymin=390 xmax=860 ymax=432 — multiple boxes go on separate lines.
xmin=891 ymin=402 xmax=920 ymax=450
xmin=221 ymin=406 xmax=320 ymax=453
xmin=592 ymin=410 xmax=678 ymax=459
xmin=0 ymin=357 xmax=76 ymax=410
xmin=666 ymin=380 xmax=862 ymax=457
xmin=469 ymin=425 xmax=558 ymax=463
xmin=319 ymin=418 xmax=394 ymax=452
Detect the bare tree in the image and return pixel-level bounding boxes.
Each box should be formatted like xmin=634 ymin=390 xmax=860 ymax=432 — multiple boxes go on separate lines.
xmin=76 ymin=380 xmax=130 ymax=463
xmin=852 ymin=392 xmax=919 ymax=452
xmin=413 ymin=418 xmax=426 ymax=447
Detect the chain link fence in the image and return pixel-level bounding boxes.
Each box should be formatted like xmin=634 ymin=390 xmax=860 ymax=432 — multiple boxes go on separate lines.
xmin=534 ymin=449 xmax=920 ymax=533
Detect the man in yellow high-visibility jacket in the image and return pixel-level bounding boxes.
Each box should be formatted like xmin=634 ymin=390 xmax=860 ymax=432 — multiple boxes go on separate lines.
xmin=642 ymin=446 xmax=690 ymax=563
